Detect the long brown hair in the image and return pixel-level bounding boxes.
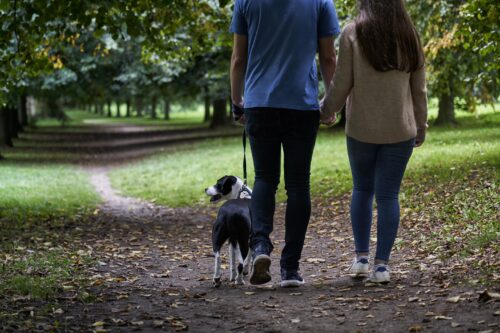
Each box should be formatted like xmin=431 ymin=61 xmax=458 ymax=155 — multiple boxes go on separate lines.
xmin=355 ymin=0 xmax=424 ymax=72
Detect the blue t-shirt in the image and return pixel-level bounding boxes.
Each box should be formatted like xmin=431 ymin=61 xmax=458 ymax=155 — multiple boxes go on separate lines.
xmin=230 ymin=0 xmax=341 ymax=111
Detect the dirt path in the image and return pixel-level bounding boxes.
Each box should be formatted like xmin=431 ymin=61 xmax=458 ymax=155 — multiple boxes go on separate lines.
xmin=34 ymin=168 xmax=497 ymax=332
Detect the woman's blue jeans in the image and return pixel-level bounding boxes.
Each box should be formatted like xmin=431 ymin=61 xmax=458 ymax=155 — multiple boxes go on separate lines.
xmin=346 ymin=136 xmax=415 ymax=262
xmin=245 ymin=108 xmax=319 ymax=270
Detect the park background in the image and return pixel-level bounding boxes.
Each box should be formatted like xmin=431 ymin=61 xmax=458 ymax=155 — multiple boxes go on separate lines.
xmin=0 ymin=0 xmax=498 ymax=332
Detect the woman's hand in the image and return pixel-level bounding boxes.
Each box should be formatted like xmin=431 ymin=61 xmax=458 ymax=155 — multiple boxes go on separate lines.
xmin=414 ymin=129 xmax=426 ymax=147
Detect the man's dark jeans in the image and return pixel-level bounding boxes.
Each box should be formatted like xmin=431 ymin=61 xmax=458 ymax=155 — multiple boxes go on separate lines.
xmin=245 ymin=108 xmax=319 ymax=270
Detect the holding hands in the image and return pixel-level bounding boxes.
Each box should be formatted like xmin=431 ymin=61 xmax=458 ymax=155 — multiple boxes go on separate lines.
xmin=319 ymin=98 xmax=337 ymax=127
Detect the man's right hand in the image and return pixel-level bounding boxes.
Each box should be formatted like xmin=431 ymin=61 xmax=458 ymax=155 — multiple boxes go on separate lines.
xmin=232 ymin=103 xmax=245 ymax=125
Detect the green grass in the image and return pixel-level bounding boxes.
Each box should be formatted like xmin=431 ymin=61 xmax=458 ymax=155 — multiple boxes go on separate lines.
xmin=110 ymin=106 xmax=499 ymax=207
xmin=0 ymin=163 xmax=100 ymax=225
xmin=35 ymin=103 xmax=207 ymax=128
xmin=0 ymin=163 xmax=100 ymax=299
xmin=0 ymin=248 xmax=93 ymax=300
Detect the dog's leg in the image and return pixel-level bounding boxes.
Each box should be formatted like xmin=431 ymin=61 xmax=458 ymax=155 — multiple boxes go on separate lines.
xmin=243 ymin=248 xmax=252 ymax=276
xmin=213 ymin=251 xmax=222 ymax=287
xmin=235 ymin=243 xmax=245 ymax=285
xmin=229 ymin=244 xmax=236 ymax=282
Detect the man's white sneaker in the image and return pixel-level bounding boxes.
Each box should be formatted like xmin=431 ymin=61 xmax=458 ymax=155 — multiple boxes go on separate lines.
xmin=369 ymin=264 xmax=390 ymax=283
xmin=349 ymin=256 xmax=370 ymax=276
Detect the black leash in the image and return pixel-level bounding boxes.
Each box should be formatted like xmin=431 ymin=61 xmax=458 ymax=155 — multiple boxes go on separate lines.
xmin=242 ymin=129 xmax=247 ymax=185
xmin=232 ymin=103 xmax=248 ymax=186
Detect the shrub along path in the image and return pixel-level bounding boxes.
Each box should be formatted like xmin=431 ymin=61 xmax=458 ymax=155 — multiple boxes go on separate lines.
xmin=1 ymin=122 xmax=498 ymax=332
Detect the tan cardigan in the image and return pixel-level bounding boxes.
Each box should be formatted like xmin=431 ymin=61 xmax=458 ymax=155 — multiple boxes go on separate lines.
xmin=322 ymin=23 xmax=428 ymax=144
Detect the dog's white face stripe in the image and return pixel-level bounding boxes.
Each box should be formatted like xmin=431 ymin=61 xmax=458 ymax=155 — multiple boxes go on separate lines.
xmin=206 ymin=186 xmax=218 ymax=196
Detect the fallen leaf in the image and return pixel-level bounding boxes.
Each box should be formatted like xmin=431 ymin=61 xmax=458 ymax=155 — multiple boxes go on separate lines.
xmin=446 ymin=296 xmax=461 ymax=303
xmin=306 ymin=258 xmax=326 ymax=264
xmin=409 ymin=324 xmax=422 ymax=332
xmin=291 ymin=318 xmax=300 ymax=324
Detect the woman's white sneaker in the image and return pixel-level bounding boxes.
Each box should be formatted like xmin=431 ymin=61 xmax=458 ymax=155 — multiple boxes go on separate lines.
xmin=349 ymin=256 xmax=370 ymax=276
xmin=369 ymin=264 xmax=390 ymax=283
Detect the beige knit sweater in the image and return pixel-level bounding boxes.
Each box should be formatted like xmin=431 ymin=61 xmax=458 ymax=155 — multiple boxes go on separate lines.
xmin=322 ymin=23 xmax=428 ymax=144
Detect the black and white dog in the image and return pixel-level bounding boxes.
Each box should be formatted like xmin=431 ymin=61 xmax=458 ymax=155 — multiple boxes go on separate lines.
xmin=205 ymin=175 xmax=252 ymax=287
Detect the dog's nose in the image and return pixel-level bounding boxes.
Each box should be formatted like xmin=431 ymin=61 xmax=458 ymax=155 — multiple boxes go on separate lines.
xmin=204 ymin=188 xmax=208 ymax=192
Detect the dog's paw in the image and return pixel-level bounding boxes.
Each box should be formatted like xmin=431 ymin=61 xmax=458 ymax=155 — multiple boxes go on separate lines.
xmin=213 ymin=278 xmax=221 ymax=288
xmin=229 ymin=275 xmax=236 ymax=282
xmin=235 ymin=278 xmax=245 ymax=285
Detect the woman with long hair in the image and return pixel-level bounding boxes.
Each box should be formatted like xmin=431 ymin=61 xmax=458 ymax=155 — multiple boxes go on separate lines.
xmin=321 ymin=0 xmax=428 ymax=283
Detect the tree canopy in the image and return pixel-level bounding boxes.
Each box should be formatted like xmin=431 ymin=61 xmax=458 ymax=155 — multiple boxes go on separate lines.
xmin=0 ymin=0 xmax=498 ymax=122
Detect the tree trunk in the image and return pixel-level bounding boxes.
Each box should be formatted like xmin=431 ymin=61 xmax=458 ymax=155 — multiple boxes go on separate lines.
xmin=135 ymin=97 xmax=143 ymax=117
xmin=94 ymin=104 xmax=99 ymax=114
xmin=19 ymin=94 xmax=28 ymax=127
xmin=126 ymin=99 xmax=131 ymax=117
xmin=435 ymin=92 xmax=456 ymax=125
xmin=210 ymin=98 xmax=227 ymax=128
xmin=204 ymin=87 xmax=211 ymax=122
xmin=151 ymin=96 xmax=157 ymax=119
xmin=107 ymin=100 xmax=112 ymax=117
xmin=7 ymin=106 xmax=20 ymax=139
xmin=116 ymin=101 xmax=121 ymax=118
xmin=164 ymin=98 xmax=170 ymax=120
xmin=99 ymin=103 xmax=104 ymax=115
xmin=0 ymin=107 xmax=13 ymax=147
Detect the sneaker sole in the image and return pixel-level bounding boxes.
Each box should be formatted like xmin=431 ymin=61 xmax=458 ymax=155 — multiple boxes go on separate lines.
xmin=350 ymin=268 xmax=369 ymax=276
xmin=249 ymin=255 xmax=271 ymax=285
xmin=368 ymin=275 xmax=390 ymax=284
xmin=280 ymin=279 xmax=305 ymax=288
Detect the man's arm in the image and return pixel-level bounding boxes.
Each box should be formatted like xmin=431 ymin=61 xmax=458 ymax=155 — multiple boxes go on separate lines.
xmin=230 ymin=34 xmax=248 ymax=107
xmin=318 ymin=36 xmax=337 ymax=91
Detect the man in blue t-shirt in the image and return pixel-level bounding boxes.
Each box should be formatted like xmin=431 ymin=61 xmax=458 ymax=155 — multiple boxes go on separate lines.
xmin=230 ymin=0 xmax=340 ymax=287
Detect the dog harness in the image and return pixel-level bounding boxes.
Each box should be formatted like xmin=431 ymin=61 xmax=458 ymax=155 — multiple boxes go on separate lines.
xmin=238 ymin=184 xmax=252 ymax=199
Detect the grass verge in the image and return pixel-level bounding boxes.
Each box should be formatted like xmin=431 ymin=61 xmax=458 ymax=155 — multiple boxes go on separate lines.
xmin=0 ymin=163 xmax=100 ymax=299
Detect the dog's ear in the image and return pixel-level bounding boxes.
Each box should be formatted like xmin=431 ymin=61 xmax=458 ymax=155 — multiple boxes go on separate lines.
xmin=221 ymin=176 xmax=237 ymax=195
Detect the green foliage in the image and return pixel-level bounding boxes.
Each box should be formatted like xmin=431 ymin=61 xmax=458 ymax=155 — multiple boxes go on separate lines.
xmin=1 ymin=0 xmax=497 ymax=116
xmin=407 ymin=0 xmax=499 ymax=110
xmin=0 ymin=0 xmax=232 ymax=105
